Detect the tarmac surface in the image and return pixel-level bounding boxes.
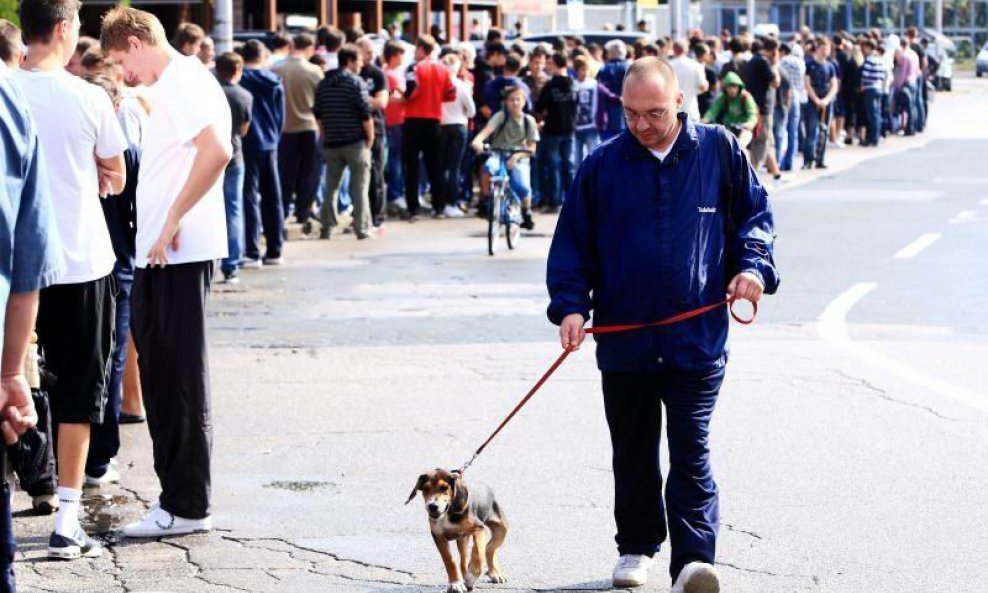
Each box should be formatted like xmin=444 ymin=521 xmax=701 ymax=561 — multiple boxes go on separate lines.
xmin=11 ymin=75 xmax=988 ymax=592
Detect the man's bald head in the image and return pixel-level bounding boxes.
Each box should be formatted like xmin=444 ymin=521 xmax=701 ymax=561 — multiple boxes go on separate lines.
xmin=623 ymin=56 xmax=679 ymax=95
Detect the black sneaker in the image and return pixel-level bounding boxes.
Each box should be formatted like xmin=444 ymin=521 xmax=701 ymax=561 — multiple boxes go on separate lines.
xmin=521 ymin=213 xmax=535 ymax=231
xmin=48 ymin=529 xmax=102 ymax=560
xmin=319 ymin=227 xmax=331 ymax=240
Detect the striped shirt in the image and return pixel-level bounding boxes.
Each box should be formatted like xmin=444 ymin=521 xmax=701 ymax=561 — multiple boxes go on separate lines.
xmin=860 ymin=55 xmax=886 ymax=92
xmin=313 ymin=68 xmax=372 ymax=148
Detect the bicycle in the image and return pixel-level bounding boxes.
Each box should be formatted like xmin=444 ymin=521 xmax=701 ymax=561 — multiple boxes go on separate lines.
xmin=483 ymin=146 xmax=532 ymax=256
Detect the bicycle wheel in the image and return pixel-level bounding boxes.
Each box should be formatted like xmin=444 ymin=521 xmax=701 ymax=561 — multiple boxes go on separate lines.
xmin=488 ymin=186 xmax=503 ymax=256
xmin=505 ymin=199 xmax=521 ymax=250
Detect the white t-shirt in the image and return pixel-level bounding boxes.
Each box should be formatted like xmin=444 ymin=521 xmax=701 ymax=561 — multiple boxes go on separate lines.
xmin=669 ymin=56 xmax=707 ymax=122
xmin=649 ymin=145 xmax=674 ymax=163
xmin=138 ymin=55 xmax=231 ymax=268
xmin=13 ymin=68 xmax=126 ymax=284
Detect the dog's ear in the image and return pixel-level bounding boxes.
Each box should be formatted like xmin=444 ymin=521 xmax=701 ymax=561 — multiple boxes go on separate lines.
xmin=404 ymin=473 xmax=429 ymax=505
xmin=449 ymin=472 xmax=469 ymax=514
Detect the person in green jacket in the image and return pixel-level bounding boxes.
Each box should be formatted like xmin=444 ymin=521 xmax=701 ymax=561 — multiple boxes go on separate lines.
xmin=701 ymin=71 xmax=758 ymax=148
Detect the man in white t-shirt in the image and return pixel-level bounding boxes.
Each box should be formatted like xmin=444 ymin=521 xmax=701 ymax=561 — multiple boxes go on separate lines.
xmin=15 ymin=0 xmax=127 ymax=561
xmin=667 ymin=40 xmax=709 ymax=122
xmin=101 ymin=7 xmax=232 ymax=539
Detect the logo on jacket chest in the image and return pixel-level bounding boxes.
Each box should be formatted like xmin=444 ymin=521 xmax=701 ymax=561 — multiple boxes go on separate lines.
xmin=698 ymin=206 xmax=717 ymax=214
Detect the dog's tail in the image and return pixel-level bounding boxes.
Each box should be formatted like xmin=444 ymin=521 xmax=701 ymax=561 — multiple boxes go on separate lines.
xmin=492 ymin=499 xmax=506 ymax=523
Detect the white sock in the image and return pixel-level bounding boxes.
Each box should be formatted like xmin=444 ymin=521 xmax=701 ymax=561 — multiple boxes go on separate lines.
xmin=54 ymin=487 xmax=81 ymax=536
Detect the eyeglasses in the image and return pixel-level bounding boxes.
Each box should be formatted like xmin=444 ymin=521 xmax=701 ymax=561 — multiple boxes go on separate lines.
xmin=623 ymin=108 xmax=669 ymax=124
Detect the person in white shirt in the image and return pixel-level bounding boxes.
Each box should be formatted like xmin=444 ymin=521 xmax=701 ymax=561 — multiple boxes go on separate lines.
xmin=101 ymin=6 xmax=232 ymax=539
xmin=439 ymin=52 xmax=476 ymax=217
xmin=15 ymin=0 xmax=127 ymax=561
xmin=667 ymin=40 xmax=708 ymax=122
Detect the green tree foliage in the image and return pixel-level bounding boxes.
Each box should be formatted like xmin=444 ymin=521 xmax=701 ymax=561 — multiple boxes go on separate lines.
xmin=0 ymin=0 xmax=18 ymax=25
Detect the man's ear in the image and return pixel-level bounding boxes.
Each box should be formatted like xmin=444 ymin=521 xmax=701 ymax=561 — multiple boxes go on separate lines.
xmin=404 ymin=473 xmax=429 ymax=505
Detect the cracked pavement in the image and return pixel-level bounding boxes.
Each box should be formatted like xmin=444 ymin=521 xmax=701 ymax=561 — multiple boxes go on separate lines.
xmin=10 ymin=78 xmax=988 ymax=592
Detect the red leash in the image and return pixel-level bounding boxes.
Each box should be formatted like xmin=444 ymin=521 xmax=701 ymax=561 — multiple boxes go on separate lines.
xmin=456 ymin=296 xmax=756 ymax=474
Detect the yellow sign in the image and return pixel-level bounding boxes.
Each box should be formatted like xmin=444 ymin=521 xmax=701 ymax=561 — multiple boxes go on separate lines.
xmin=638 ymin=0 xmax=660 ymax=7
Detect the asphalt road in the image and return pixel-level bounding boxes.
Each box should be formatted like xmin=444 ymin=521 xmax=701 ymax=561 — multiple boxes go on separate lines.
xmin=12 ymin=77 xmax=988 ymax=593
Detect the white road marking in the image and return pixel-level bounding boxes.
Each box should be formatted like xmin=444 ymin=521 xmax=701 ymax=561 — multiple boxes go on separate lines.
xmin=932 ymin=177 xmax=988 ymax=184
xmin=980 ymin=197 xmax=988 ymax=206
xmin=949 ymin=210 xmax=976 ymax=224
xmin=818 ymin=283 xmax=988 ymax=414
xmin=893 ymin=233 xmax=941 ymax=259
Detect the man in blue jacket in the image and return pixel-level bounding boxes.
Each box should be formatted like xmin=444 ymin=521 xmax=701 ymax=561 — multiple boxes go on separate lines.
xmin=547 ymin=57 xmax=779 ymax=592
xmin=239 ymin=40 xmax=286 ymax=266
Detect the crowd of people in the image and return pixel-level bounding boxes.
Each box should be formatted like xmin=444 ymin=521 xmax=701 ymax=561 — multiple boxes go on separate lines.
xmin=0 ymin=0 xmax=938 ymax=585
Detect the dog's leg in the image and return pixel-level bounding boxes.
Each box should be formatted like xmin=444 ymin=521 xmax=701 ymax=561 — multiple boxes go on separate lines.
xmin=468 ymin=527 xmax=487 ymax=588
xmin=456 ymin=537 xmax=472 ymax=590
xmin=432 ymin=534 xmax=465 ymax=592
xmin=485 ymin=517 xmax=508 ymax=584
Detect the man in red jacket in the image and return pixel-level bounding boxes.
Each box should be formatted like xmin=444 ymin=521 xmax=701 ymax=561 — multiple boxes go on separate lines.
xmin=401 ymin=34 xmax=455 ymax=220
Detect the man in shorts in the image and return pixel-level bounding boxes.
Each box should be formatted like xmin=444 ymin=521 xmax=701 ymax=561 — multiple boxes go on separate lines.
xmin=15 ymin=0 xmax=128 ymax=559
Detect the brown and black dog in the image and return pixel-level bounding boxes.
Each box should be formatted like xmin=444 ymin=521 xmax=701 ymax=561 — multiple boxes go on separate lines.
xmin=406 ymin=469 xmax=508 ymax=592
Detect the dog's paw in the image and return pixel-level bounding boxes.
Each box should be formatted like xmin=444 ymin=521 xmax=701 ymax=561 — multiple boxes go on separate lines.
xmin=487 ymin=570 xmax=507 ymax=584
xmin=445 ymin=582 xmax=467 ymax=593
xmin=464 ymin=573 xmax=477 ymax=591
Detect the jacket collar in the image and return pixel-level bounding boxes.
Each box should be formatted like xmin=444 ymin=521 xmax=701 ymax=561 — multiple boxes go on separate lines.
xmin=620 ymin=112 xmax=700 ymax=162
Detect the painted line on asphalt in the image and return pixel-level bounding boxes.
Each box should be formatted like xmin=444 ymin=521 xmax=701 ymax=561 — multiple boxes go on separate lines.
xmin=949 ymin=210 xmax=977 ymax=224
xmin=893 ymin=233 xmax=941 ymax=259
xmin=817 ymin=283 xmax=988 ymax=414
xmin=980 ymin=197 xmax=988 ymax=206
xmin=932 ymin=176 xmax=988 ymax=184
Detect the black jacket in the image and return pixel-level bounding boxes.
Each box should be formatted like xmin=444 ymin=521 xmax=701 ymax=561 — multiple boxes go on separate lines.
xmin=535 ymin=75 xmax=577 ymax=136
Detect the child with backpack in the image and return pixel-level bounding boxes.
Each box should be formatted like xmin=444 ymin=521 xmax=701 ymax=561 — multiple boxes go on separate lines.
xmin=471 ymin=85 xmax=540 ymax=230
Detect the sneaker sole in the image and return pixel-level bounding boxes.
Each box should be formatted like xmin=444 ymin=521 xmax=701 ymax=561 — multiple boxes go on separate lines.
xmin=612 ymin=577 xmax=647 ymax=588
xmin=48 ymin=546 xmax=81 ymax=560
xmin=685 ymin=570 xmax=720 ymax=593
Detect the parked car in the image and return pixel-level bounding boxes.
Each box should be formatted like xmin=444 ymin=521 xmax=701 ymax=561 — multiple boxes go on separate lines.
xmin=522 ymin=30 xmax=650 ymax=49
xmin=977 ymin=41 xmax=988 ymax=77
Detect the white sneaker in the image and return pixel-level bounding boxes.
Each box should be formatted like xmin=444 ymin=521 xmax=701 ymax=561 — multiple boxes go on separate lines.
xmin=671 ymin=562 xmax=720 ymax=593
xmin=612 ymin=554 xmax=654 ymax=588
xmin=240 ymin=258 xmax=263 ymax=269
xmin=121 ymin=505 xmax=211 ymax=538
xmin=443 ymin=205 xmax=465 ymax=218
xmin=84 ymin=464 xmax=120 ymax=487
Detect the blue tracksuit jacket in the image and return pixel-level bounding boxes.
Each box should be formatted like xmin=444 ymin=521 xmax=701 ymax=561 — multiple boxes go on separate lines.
xmin=546 ymin=115 xmax=780 ymax=372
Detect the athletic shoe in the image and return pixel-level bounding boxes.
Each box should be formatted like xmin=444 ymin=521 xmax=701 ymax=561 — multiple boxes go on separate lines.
xmin=240 ymin=258 xmax=263 ymax=269
xmin=612 ymin=554 xmax=653 ymax=588
xmin=443 ymin=205 xmax=465 ymax=218
xmin=121 ymin=506 xmax=211 ymax=538
xmin=32 ymin=494 xmax=58 ymax=515
xmin=48 ymin=528 xmax=102 ymax=560
xmin=222 ymin=271 xmax=240 ymax=285
xmin=521 ymin=213 xmax=535 ymax=231
xmin=84 ymin=463 xmax=120 ymax=487
xmin=671 ymin=562 xmax=720 ymax=593
xmin=262 ymin=256 xmax=284 ymax=266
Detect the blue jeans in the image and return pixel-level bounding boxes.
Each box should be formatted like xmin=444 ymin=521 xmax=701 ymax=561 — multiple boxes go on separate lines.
xmin=802 ymin=102 xmax=829 ymax=166
xmin=441 ymin=124 xmax=468 ymax=207
xmin=243 ymin=149 xmax=284 ymax=260
xmin=484 ymin=154 xmax=532 ymax=200
xmin=772 ymin=104 xmax=788 ymax=165
xmin=221 ymin=162 xmax=244 ymax=275
xmin=386 ymin=125 xmax=404 ymax=203
xmin=85 ymin=261 xmax=133 ymax=478
xmin=575 ymin=128 xmax=600 ymax=164
xmin=894 ymin=85 xmax=916 ymax=135
xmin=914 ymin=77 xmax=926 ymax=132
xmin=863 ymin=89 xmax=883 ymax=146
xmin=781 ymin=101 xmax=802 ymax=171
xmin=2 ymin=459 xmax=14 ymax=592
xmin=541 ymin=134 xmax=575 ymax=207
xmin=602 ymin=366 xmax=725 ymax=582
